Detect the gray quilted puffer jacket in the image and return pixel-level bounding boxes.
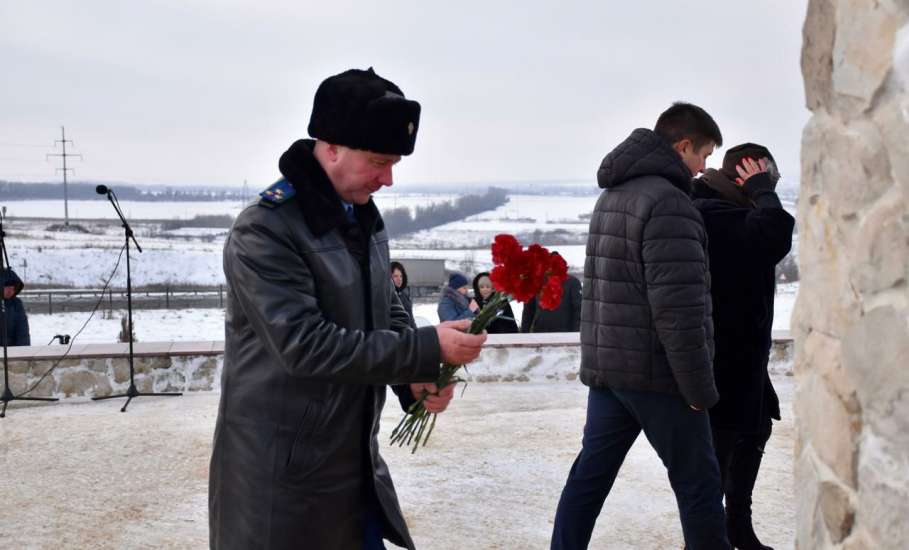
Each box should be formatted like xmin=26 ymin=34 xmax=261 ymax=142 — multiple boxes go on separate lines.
xmin=580 ymin=128 xmax=717 ymax=409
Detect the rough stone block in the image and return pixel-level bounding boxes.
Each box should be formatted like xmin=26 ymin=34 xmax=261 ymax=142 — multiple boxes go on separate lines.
xmin=57 ymin=370 xmax=112 ymax=398
xmin=795 ymin=372 xmax=860 ymax=487
xmin=849 ymin=187 xmax=908 ymax=296
xmin=857 ymin=428 xmax=909 ymax=547
xmin=842 ymin=306 xmax=909 ymax=448
xmin=819 ymin=480 xmax=855 ymax=543
xmin=831 ymin=0 xmax=903 ymax=114
xmin=84 ymin=358 xmax=109 ymax=373
xmin=801 ymin=0 xmax=836 ymax=110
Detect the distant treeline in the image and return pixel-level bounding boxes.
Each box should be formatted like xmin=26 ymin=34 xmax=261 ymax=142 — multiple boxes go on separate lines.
xmin=383 ymin=187 xmax=508 ymax=236
xmin=0 ymin=181 xmax=246 ymax=202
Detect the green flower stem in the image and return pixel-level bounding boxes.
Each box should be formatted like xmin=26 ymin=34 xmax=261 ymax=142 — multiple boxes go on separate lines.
xmin=390 ymin=292 xmax=512 ymax=453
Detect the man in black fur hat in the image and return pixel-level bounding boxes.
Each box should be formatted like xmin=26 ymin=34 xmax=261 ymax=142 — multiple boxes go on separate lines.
xmin=693 ymin=143 xmax=794 ymax=550
xmin=210 ymin=68 xmax=487 ymax=550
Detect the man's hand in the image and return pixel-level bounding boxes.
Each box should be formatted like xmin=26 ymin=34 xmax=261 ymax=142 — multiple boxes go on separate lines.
xmin=468 ymin=298 xmax=480 ymax=313
xmin=734 ymin=157 xmax=768 ymax=186
xmin=410 ymin=382 xmax=455 ymax=413
xmin=436 ymin=319 xmax=486 ymax=365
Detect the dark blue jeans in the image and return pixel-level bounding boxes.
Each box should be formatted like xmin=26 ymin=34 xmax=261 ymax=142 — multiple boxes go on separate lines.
xmin=551 ymin=387 xmax=730 ymax=550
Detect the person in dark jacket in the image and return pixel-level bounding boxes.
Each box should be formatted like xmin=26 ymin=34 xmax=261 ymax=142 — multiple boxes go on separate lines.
xmin=2 ymin=268 xmax=30 ymax=347
xmin=209 ymin=68 xmax=487 ymax=550
xmin=472 ymin=272 xmax=518 ymax=333
xmin=552 ymin=103 xmax=730 ymax=550
xmin=521 ymin=254 xmax=581 ymax=332
xmin=693 ymin=143 xmax=794 ymax=550
xmin=437 ymin=272 xmax=478 ymax=322
xmin=390 ymin=261 xmax=415 ymax=327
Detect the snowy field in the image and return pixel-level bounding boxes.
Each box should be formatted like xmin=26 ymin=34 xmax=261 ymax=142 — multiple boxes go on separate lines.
xmin=27 ymin=285 xmax=796 ymax=345
xmin=1 ymin=192 xmax=455 ymax=220
xmin=0 ymin=376 xmax=796 ymax=549
xmin=7 ymin=190 xmax=799 ymax=339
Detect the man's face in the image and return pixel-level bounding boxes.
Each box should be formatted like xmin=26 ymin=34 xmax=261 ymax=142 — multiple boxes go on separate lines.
xmin=391 ymin=269 xmax=403 ymax=289
xmin=3 ymin=286 xmax=14 ymax=300
xmin=328 ymin=145 xmax=401 ymax=205
xmin=675 ymin=139 xmax=715 ymax=176
xmin=457 ymin=285 xmax=469 ymax=296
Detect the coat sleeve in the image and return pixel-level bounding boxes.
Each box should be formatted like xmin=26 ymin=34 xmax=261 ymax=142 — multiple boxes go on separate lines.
xmin=642 ymin=196 xmax=718 ymax=409
xmin=569 ymin=277 xmax=582 ymax=332
xmin=223 ymin=211 xmax=441 ymax=385
xmin=437 ymin=295 xmax=474 ymax=322
xmin=521 ymin=298 xmax=537 ymax=333
xmin=390 ymin=281 xmax=422 ymax=410
xmin=14 ymin=302 xmax=30 ymax=346
xmin=742 ymin=173 xmax=796 ymax=265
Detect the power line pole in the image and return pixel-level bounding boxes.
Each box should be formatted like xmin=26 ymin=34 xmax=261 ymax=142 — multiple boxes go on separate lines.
xmin=46 ymin=126 xmax=83 ymax=226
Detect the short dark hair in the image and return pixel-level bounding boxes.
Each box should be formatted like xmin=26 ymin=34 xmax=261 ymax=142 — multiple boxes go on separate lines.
xmin=654 ymin=102 xmax=723 ymax=148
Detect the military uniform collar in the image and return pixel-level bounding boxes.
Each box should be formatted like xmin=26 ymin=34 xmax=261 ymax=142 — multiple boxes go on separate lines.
xmin=278 ymin=139 xmax=384 ymax=237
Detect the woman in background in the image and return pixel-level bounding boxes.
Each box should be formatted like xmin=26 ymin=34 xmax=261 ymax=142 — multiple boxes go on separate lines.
xmin=390 ymin=261 xmax=415 ymax=326
xmin=437 ymin=272 xmax=477 ymax=322
xmin=472 ymin=272 xmax=518 ymax=333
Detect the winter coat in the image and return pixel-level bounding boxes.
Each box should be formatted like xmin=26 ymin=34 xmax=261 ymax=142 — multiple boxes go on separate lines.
xmin=472 ymin=272 xmax=518 ymax=334
xmin=390 ymin=261 xmax=415 ymax=327
xmin=520 ymin=275 xmax=582 ymax=333
xmin=692 ymin=170 xmax=794 ymax=432
xmin=580 ymin=128 xmax=717 ymax=410
xmin=1 ymin=268 xmax=30 ymax=347
xmin=437 ymin=285 xmax=475 ymax=322
xmin=210 ymin=139 xmax=442 ymax=550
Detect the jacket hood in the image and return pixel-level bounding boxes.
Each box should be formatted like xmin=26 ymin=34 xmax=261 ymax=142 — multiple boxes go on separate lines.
xmin=597 ymin=128 xmax=693 ymax=194
xmin=390 ymin=261 xmax=408 ymax=290
xmin=693 ymin=169 xmax=753 ymax=208
xmin=441 ymin=285 xmax=469 ymax=307
xmin=278 ymin=139 xmax=384 ymax=237
xmin=2 ymin=268 xmax=24 ymax=297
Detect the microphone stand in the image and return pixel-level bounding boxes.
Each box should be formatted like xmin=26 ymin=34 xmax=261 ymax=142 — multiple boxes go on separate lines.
xmin=92 ymin=188 xmax=182 ymax=412
xmin=1 ymin=209 xmax=58 ymax=418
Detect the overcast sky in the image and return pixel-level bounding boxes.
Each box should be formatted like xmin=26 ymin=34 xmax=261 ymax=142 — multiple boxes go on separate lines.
xmin=1 ymin=1 xmax=810 ymax=189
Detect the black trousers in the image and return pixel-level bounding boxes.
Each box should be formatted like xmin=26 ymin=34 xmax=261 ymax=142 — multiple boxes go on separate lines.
xmin=711 ymin=417 xmax=773 ymax=520
xmin=551 ymin=388 xmax=730 ymax=550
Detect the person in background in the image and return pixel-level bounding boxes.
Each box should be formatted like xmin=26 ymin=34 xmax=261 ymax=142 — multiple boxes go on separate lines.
xmin=2 ymin=268 xmax=30 ymax=347
xmin=472 ymin=271 xmax=518 ymax=333
xmin=521 ymin=253 xmax=581 ymax=333
xmin=551 ymin=102 xmax=729 ymax=550
xmin=437 ymin=272 xmax=477 ymax=322
xmin=391 ymin=261 xmax=415 ymax=327
xmin=693 ymin=143 xmax=794 ymax=550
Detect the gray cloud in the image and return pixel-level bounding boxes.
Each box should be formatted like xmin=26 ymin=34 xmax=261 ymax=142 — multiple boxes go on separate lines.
xmin=0 ymin=0 xmax=810 ymax=188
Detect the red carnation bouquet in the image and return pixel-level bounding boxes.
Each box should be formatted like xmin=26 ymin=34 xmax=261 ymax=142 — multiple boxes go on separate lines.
xmin=390 ymin=234 xmax=569 ymax=453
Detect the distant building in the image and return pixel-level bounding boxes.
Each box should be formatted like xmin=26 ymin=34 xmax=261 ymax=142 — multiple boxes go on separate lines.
xmin=390 ymin=258 xmax=446 ymax=297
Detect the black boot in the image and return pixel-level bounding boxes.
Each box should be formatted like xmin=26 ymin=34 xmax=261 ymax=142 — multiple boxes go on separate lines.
xmin=726 ymin=512 xmax=773 ymax=550
xmin=724 ymin=422 xmax=773 ymax=550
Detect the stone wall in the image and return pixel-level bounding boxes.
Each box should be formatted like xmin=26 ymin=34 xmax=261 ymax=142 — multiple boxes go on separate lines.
xmin=2 ymin=334 xmax=794 ymax=399
xmin=796 ymin=1 xmax=909 ymax=548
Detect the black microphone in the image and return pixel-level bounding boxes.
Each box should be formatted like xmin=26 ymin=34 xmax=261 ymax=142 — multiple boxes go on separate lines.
xmin=95 ymin=184 xmax=110 ymax=195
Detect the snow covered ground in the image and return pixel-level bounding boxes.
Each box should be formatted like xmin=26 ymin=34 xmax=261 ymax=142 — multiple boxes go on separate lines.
xmin=0 ymin=376 xmax=796 ymax=549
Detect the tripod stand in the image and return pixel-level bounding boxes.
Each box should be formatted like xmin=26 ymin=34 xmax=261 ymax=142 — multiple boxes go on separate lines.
xmin=91 ymin=186 xmax=182 ymax=412
xmin=1 ymin=209 xmax=58 ymax=418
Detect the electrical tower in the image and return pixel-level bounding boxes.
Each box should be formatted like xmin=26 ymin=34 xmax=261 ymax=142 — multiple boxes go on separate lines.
xmin=46 ymin=126 xmax=83 ymax=226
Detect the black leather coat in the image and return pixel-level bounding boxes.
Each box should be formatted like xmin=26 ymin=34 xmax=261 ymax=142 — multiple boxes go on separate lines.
xmin=209 ymin=140 xmax=441 ymax=550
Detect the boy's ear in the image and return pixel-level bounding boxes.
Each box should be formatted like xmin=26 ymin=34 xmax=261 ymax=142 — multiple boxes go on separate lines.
xmin=673 ymin=138 xmax=693 ymax=155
